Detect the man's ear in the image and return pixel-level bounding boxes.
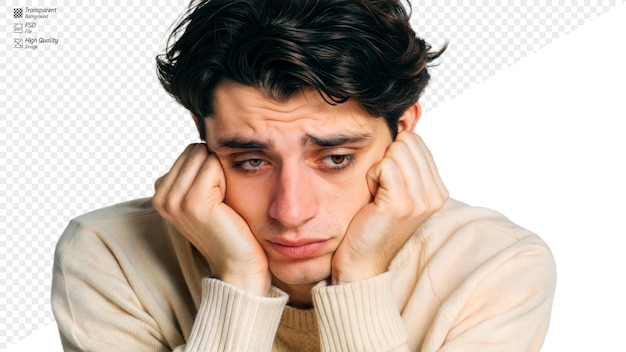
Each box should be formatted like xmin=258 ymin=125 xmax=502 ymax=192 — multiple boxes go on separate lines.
xmin=191 ymin=113 xmax=201 ymax=133
xmin=396 ymin=102 xmax=421 ymax=133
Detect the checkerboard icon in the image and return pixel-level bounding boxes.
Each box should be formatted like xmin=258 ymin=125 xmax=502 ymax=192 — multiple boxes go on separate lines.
xmin=14 ymin=8 xmax=23 ymax=18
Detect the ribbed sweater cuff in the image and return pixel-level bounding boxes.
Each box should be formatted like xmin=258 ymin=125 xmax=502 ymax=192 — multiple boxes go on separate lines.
xmin=312 ymin=272 xmax=408 ymax=352
xmin=186 ymin=278 xmax=288 ymax=351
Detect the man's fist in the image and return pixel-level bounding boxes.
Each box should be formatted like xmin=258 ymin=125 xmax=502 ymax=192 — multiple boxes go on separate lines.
xmin=153 ymin=144 xmax=271 ymax=296
xmin=331 ymin=132 xmax=449 ymax=284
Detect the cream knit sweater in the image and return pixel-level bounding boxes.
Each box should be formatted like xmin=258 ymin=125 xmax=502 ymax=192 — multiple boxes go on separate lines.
xmin=52 ymin=198 xmax=556 ymax=351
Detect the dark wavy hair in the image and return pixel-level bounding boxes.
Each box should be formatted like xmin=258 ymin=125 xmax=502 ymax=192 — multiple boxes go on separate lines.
xmin=156 ymin=0 xmax=445 ymax=140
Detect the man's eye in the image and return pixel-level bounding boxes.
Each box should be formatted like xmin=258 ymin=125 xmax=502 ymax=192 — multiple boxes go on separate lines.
xmin=321 ymin=154 xmax=354 ymax=172
xmin=330 ymin=155 xmax=347 ymax=164
xmin=232 ymin=158 xmax=266 ymax=174
xmin=246 ymin=159 xmax=263 ymax=167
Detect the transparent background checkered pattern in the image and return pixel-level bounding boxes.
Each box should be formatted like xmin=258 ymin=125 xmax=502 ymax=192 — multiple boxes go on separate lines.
xmin=412 ymin=1 xmax=624 ymax=112
xmin=0 ymin=1 xmax=623 ymax=348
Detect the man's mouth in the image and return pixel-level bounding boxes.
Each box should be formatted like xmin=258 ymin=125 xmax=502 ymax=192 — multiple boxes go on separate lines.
xmin=267 ymin=239 xmax=330 ymax=259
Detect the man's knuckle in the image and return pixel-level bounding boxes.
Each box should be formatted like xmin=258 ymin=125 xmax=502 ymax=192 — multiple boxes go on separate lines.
xmin=163 ymin=196 xmax=180 ymax=214
xmin=152 ymin=192 xmax=165 ymax=209
xmin=180 ymin=195 xmax=193 ymax=213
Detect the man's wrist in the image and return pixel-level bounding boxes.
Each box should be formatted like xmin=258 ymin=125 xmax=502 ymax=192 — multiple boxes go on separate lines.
xmin=220 ymin=272 xmax=272 ymax=296
xmin=331 ymin=262 xmax=384 ymax=285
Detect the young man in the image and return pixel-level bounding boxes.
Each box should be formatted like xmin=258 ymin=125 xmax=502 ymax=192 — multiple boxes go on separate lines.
xmin=52 ymin=0 xmax=556 ymax=351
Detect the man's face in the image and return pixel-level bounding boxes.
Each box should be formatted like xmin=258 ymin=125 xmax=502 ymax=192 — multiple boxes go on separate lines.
xmin=205 ymin=80 xmax=394 ymax=288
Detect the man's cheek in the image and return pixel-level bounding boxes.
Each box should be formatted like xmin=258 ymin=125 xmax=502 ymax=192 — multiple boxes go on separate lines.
xmin=222 ymin=180 xmax=258 ymax=218
xmin=350 ymin=170 xmax=375 ymax=213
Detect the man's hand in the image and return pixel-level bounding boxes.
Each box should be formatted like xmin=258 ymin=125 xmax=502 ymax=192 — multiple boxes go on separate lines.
xmin=331 ymin=132 xmax=449 ymax=284
xmin=153 ymin=144 xmax=271 ymax=296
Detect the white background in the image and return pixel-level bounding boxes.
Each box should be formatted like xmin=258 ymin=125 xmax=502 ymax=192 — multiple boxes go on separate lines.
xmin=2 ymin=2 xmax=625 ymax=351
xmin=421 ymin=5 xmax=626 ymax=350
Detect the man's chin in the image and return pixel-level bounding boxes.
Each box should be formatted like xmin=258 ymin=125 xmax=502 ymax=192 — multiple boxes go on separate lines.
xmin=275 ymin=275 xmax=330 ymax=287
xmin=269 ymin=259 xmax=332 ymax=287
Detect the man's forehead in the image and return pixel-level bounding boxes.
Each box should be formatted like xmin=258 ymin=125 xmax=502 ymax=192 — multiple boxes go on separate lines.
xmin=206 ymin=80 xmax=390 ymax=148
xmin=211 ymin=84 xmax=370 ymax=118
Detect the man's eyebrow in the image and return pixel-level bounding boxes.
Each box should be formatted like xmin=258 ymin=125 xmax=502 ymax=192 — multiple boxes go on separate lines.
xmin=216 ymin=137 xmax=274 ymax=150
xmin=301 ymin=132 xmax=372 ymax=147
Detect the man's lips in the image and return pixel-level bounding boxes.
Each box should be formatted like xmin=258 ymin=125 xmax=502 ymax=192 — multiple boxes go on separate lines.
xmin=267 ymin=239 xmax=331 ymax=259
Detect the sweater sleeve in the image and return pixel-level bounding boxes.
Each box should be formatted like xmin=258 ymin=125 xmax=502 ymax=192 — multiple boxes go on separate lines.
xmin=52 ymin=219 xmax=288 ymax=352
xmin=182 ymin=279 xmax=288 ymax=351
xmin=311 ymin=273 xmax=410 ymax=352
xmin=309 ymin=226 xmax=556 ymax=352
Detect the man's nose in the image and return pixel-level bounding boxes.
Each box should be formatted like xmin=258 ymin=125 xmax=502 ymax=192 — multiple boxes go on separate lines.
xmin=268 ymin=164 xmax=318 ymax=228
